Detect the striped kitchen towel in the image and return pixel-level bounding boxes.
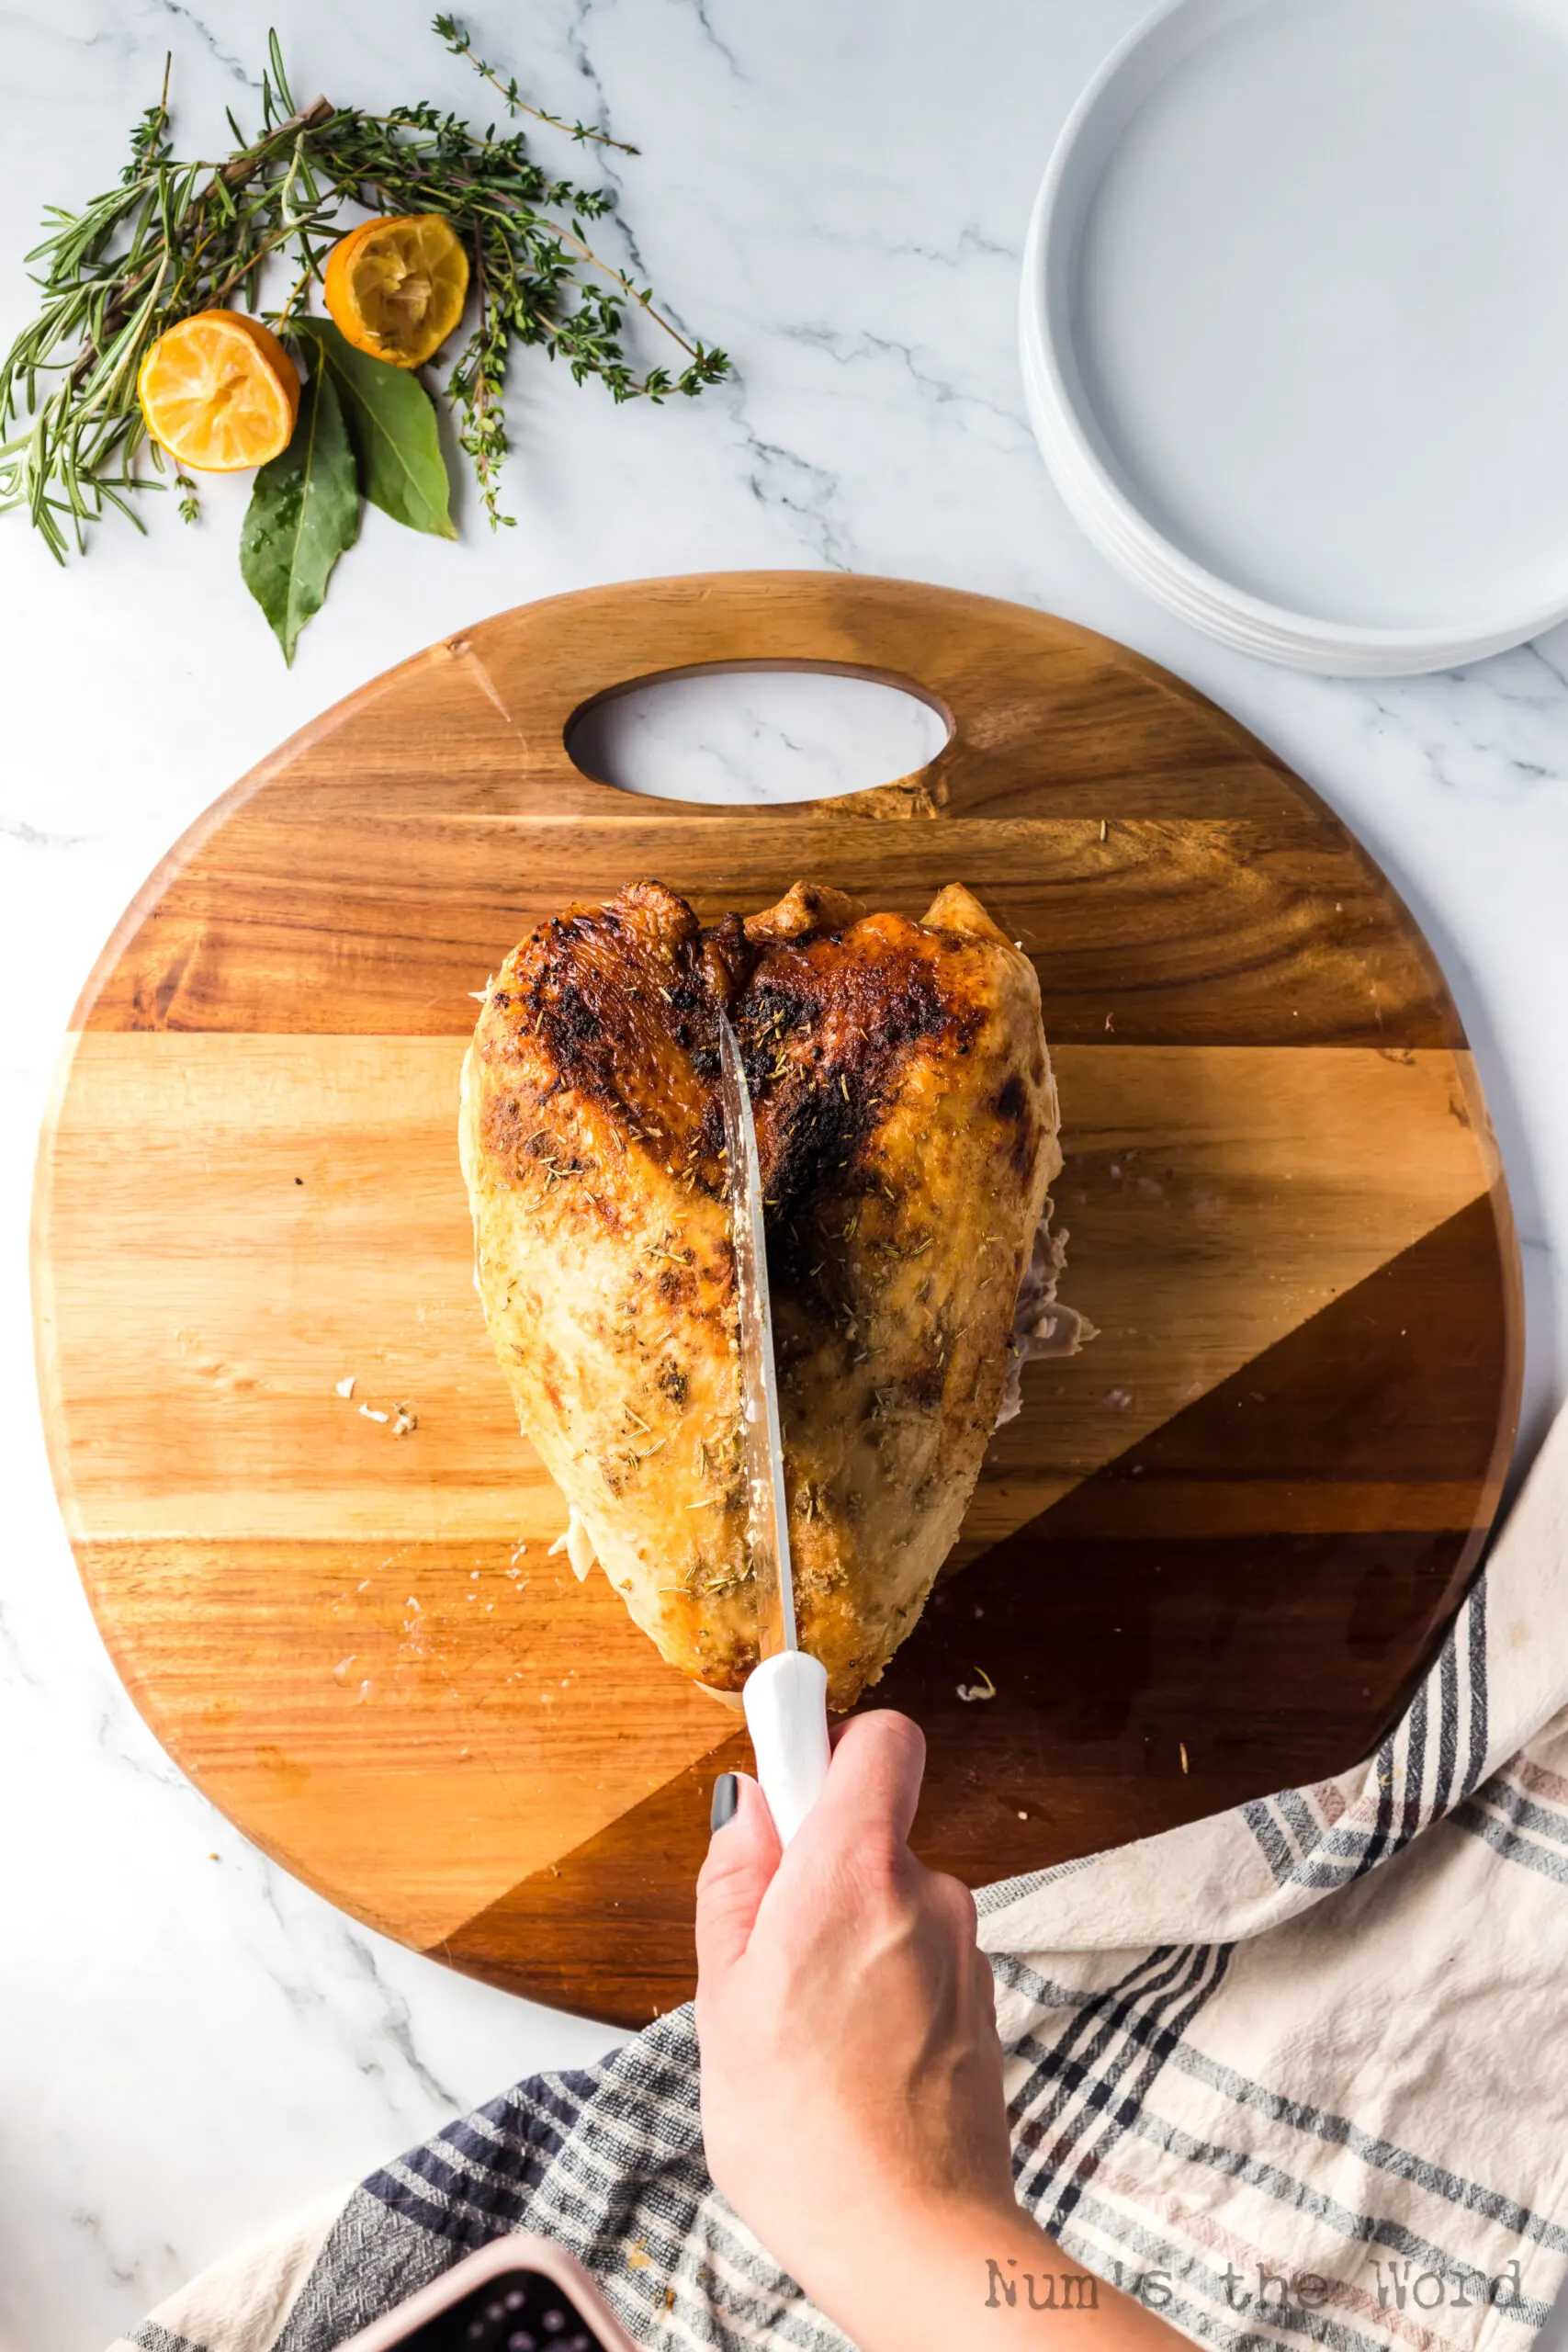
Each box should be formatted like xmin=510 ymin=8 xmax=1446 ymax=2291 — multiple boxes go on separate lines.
xmin=121 ymin=1405 xmax=1568 ymax=2352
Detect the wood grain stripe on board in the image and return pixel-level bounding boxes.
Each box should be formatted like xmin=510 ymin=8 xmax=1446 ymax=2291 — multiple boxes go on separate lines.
xmin=74 ymin=1539 xmax=739 ymax=1952
xmin=38 ymin=1040 xmax=1492 ymax=1547
xmin=83 ymin=814 xmax=1456 ymax=1048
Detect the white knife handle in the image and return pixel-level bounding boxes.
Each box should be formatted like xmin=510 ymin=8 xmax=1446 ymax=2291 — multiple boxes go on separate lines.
xmin=744 ymin=1650 xmax=831 ymax=1847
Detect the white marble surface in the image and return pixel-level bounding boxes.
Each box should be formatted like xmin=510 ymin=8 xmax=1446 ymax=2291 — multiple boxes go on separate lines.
xmin=3 ymin=4 xmax=1568 ymax=2347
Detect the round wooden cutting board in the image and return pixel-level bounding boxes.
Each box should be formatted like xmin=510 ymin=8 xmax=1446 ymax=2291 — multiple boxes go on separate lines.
xmin=33 ymin=574 xmax=1520 ymax=2026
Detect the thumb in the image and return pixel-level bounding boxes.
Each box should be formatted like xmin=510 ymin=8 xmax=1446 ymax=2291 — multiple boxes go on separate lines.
xmin=694 ymin=1773 xmax=780 ymax=1977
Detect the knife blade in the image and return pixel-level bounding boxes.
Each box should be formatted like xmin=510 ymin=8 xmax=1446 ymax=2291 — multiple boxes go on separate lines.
xmin=716 ymin=1010 xmax=830 ymax=1843
xmin=716 ymin=1009 xmax=795 ymax=1660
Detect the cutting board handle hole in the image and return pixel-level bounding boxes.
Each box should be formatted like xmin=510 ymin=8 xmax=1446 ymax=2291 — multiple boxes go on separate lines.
xmin=564 ymin=662 xmax=951 ymax=805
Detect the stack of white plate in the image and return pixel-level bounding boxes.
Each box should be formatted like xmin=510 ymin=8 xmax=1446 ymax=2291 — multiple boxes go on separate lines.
xmin=1021 ymin=0 xmax=1568 ymax=675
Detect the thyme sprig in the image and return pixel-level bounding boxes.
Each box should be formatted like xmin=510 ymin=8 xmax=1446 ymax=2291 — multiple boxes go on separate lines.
xmin=0 ymin=19 xmax=729 ymax=555
xmin=432 ymin=14 xmax=639 ymax=155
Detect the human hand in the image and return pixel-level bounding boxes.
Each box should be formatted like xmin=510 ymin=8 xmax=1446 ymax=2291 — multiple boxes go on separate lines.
xmin=694 ymin=1711 xmax=1186 ymax=2352
xmin=694 ymin=1713 xmax=1016 ymax=2309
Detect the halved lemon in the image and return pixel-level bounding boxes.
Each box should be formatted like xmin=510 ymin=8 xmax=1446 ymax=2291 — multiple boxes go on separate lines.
xmin=323 ymin=213 xmax=470 ymax=369
xmin=137 ymin=310 xmax=300 ymax=472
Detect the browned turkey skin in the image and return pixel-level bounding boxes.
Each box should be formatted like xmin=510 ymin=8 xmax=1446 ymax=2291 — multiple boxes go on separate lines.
xmin=459 ymin=877 xmax=1061 ymax=1711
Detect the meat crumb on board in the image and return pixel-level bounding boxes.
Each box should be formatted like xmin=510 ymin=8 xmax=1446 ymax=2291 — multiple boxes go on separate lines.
xmin=956 ymin=1667 xmax=997 ymax=1703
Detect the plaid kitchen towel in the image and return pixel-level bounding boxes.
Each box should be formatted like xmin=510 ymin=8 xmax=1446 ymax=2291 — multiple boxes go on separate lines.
xmin=120 ymin=1405 xmax=1568 ymax=2352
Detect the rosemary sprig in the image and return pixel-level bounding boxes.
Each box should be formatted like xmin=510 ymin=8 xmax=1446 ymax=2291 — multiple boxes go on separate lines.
xmin=0 ymin=19 xmax=729 ymax=555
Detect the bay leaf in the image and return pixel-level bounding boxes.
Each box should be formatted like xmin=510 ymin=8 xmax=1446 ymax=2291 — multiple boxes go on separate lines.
xmin=295 ymin=317 xmax=456 ymax=540
xmin=239 ymin=365 xmax=360 ymax=663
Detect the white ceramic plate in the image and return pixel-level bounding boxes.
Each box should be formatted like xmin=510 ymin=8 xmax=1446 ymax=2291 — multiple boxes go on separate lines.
xmin=1021 ymin=0 xmax=1568 ymax=673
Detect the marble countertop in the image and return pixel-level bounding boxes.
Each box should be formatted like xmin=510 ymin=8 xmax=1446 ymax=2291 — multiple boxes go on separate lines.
xmin=3 ymin=3 xmax=1567 ymax=2346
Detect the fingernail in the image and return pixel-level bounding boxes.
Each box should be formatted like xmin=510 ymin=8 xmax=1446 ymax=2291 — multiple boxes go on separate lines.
xmin=710 ymin=1772 xmax=739 ymax=1831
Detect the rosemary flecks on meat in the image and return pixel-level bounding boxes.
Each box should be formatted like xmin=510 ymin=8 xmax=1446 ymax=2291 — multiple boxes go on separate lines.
xmin=0 ymin=19 xmax=729 ymax=557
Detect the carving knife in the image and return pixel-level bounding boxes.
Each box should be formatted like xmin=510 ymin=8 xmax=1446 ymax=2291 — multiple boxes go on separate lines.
xmin=716 ymin=1011 xmax=832 ymax=1845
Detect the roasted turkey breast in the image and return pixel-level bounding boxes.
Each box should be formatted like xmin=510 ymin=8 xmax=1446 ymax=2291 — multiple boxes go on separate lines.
xmin=458 ymin=877 xmax=1061 ymax=1711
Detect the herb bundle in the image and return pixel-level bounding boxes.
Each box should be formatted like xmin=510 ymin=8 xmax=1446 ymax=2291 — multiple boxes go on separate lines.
xmin=0 ymin=20 xmax=729 ymax=657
